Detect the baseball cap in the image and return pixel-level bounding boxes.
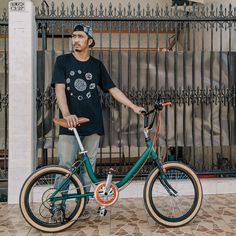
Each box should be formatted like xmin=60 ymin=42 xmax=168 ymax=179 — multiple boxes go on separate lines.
xmin=73 ymin=24 xmax=95 ymax=48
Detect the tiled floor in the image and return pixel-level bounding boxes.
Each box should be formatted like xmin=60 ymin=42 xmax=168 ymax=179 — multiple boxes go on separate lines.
xmin=0 ymin=194 xmax=236 ymax=236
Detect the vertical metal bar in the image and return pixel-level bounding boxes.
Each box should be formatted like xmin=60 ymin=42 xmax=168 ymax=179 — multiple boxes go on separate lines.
xmin=192 ymin=23 xmax=196 ymax=168
xmin=174 ymin=21 xmax=178 ymax=161
xmin=155 ymin=22 xmax=159 ymax=89
xmin=42 ymin=22 xmax=47 ymax=51
xmin=219 ymin=25 xmax=223 ymax=160
xmin=137 ymin=21 xmax=141 ymax=158
xmin=51 ymin=21 xmax=56 ymax=164
xmin=146 ymin=21 xmax=151 ymax=171
xmin=146 ymin=20 xmax=150 ymax=91
xmin=164 ymin=22 xmax=169 ymax=151
xmin=210 ymin=26 xmax=214 ymax=170
xmin=187 ymin=20 xmax=190 ymax=51
xmin=127 ymin=21 xmax=131 ymax=166
xmin=108 ymin=20 xmax=112 ymax=169
xmin=227 ymin=26 xmax=232 ymax=165
xmin=41 ymin=22 xmax=47 ymax=166
xmin=183 ymin=21 xmax=187 ymax=163
xmin=98 ymin=21 xmax=103 ymax=176
xmin=118 ymin=20 xmax=122 ymax=173
xmin=99 ymin=22 xmax=103 ymax=61
xmin=201 ymin=24 xmax=205 ymax=171
xmin=61 ymin=21 xmax=65 ymax=54
xmin=89 ymin=20 xmax=94 ymax=55
xmin=155 ymin=22 xmax=160 ymax=166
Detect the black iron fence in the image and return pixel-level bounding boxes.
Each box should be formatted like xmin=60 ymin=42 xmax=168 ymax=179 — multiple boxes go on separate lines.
xmin=0 ymin=2 xmax=236 ymax=180
xmin=35 ymin=2 xmax=236 ymax=177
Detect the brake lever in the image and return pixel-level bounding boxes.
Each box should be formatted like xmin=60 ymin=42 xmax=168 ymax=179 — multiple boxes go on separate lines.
xmin=154 ymin=103 xmax=163 ymax=111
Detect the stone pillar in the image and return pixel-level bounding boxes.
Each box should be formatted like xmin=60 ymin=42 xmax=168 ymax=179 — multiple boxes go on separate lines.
xmin=8 ymin=0 xmax=37 ymax=204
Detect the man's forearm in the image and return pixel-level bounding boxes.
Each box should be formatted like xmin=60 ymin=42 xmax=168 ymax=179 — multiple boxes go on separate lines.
xmin=55 ymin=85 xmax=70 ymax=117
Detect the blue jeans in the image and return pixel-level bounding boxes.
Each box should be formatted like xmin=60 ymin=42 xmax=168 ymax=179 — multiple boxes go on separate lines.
xmin=57 ymin=133 xmax=100 ymax=196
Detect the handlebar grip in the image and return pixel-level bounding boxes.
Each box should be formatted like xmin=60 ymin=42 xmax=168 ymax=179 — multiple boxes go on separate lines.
xmin=141 ymin=111 xmax=149 ymax=128
xmin=161 ymin=102 xmax=172 ymax=107
xmin=144 ymin=116 xmax=148 ymax=128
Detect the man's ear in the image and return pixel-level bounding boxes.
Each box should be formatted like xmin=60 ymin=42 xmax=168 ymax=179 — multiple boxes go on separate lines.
xmin=88 ymin=38 xmax=93 ymax=47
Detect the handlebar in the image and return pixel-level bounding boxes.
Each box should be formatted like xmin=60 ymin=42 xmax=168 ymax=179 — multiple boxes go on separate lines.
xmin=142 ymin=100 xmax=171 ymax=129
xmin=141 ymin=111 xmax=149 ymax=128
xmin=161 ymin=102 xmax=172 ymax=107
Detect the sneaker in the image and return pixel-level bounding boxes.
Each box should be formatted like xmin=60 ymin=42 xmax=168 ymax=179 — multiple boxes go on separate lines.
xmin=49 ymin=206 xmax=64 ymax=223
xmin=79 ymin=209 xmax=91 ymax=220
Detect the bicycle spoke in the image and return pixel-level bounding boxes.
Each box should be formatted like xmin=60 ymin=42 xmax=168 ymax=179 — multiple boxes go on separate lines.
xmin=146 ymin=164 xmax=201 ymax=223
xmin=21 ymin=169 xmax=82 ymax=227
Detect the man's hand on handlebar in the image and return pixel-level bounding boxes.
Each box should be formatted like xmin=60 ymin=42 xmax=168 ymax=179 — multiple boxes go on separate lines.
xmin=141 ymin=100 xmax=171 ymax=129
xmin=132 ymin=105 xmax=146 ymax=115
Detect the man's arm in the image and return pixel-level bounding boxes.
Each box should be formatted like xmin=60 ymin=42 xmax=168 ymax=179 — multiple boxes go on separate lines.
xmin=108 ymin=87 xmax=145 ymax=114
xmin=55 ymin=84 xmax=79 ymax=127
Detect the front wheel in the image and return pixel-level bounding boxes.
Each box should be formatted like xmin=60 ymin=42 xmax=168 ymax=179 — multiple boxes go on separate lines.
xmin=19 ymin=165 xmax=85 ymax=232
xmin=143 ymin=162 xmax=203 ymax=227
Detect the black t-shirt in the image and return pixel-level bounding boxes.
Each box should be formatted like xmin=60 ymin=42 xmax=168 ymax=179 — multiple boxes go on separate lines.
xmin=51 ymin=53 xmax=116 ymax=136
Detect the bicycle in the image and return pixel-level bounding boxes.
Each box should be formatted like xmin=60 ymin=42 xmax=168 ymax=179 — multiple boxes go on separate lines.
xmin=19 ymin=99 xmax=203 ymax=232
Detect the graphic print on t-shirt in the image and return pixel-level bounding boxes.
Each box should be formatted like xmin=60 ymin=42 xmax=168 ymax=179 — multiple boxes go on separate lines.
xmin=66 ymin=70 xmax=95 ymax=101
xmin=74 ymin=78 xmax=87 ymax=91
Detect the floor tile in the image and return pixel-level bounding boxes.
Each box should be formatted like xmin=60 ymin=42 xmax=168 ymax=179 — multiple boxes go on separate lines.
xmin=0 ymin=194 xmax=236 ymax=236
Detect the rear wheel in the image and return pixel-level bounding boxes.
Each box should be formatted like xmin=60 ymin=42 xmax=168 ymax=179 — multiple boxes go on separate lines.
xmin=144 ymin=162 xmax=202 ymax=227
xmin=19 ymin=166 xmax=85 ymax=232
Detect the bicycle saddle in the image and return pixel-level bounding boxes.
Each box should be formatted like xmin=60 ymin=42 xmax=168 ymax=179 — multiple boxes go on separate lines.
xmin=53 ymin=117 xmax=90 ymax=128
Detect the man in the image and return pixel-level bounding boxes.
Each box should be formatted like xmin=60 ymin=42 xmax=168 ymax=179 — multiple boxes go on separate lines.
xmin=51 ymin=24 xmax=145 ymax=219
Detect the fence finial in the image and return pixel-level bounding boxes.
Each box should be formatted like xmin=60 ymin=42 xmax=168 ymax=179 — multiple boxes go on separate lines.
xmin=228 ymin=3 xmax=233 ymax=17
xmin=70 ymin=3 xmax=75 ymax=17
xmin=137 ymin=3 xmax=141 ymax=17
xmin=80 ymin=3 xmax=85 ymax=17
xmin=99 ymin=3 xmax=104 ymax=17
xmin=51 ymin=2 xmax=56 ymax=17
xmin=118 ymin=3 xmax=122 ymax=17
xmin=127 ymin=2 xmax=132 ymax=17
xmin=60 ymin=2 xmax=66 ymax=17
xmin=89 ymin=3 xmax=94 ymax=17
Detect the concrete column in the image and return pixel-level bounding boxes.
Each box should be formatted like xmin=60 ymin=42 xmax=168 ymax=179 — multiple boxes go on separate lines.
xmin=8 ymin=0 xmax=37 ymax=204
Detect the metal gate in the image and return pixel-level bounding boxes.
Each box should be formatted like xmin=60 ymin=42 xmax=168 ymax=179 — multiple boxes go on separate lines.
xmin=0 ymin=2 xmax=236 ymax=182
xmin=35 ymin=2 xmax=236 ymax=176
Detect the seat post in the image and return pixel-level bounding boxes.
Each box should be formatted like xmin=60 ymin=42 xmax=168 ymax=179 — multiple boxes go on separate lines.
xmin=69 ymin=128 xmax=86 ymax=153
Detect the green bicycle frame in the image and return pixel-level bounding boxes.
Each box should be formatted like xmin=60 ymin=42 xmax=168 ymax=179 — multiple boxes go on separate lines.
xmin=50 ymin=137 xmax=159 ymax=203
xmin=84 ymin=138 xmax=157 ymax=189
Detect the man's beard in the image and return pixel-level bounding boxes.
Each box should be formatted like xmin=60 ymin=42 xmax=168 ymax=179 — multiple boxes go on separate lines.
xmin=73 ymin=43 xmax=81 ymax=52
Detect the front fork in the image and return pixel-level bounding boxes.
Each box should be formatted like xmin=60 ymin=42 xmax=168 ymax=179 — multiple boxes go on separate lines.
xmin=152 ymin=149 xmax=178 ymax=196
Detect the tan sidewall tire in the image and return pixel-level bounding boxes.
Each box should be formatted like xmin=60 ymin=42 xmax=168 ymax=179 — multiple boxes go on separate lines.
xmin=19 ymin=166 xmax=85 ymax=232
xmin=144 ymin=162 xmax=203 ymax=227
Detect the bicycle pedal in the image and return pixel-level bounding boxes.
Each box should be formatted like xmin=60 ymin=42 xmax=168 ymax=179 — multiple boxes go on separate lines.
xmin=99 ymin=209 xmax=107 ymax=217
xmin=97 ymin=206 xmax=107 ymax=217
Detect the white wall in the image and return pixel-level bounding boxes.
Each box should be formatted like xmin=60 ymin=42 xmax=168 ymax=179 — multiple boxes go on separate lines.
xmin=8 ymin=0 xmax=37 ymax=203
